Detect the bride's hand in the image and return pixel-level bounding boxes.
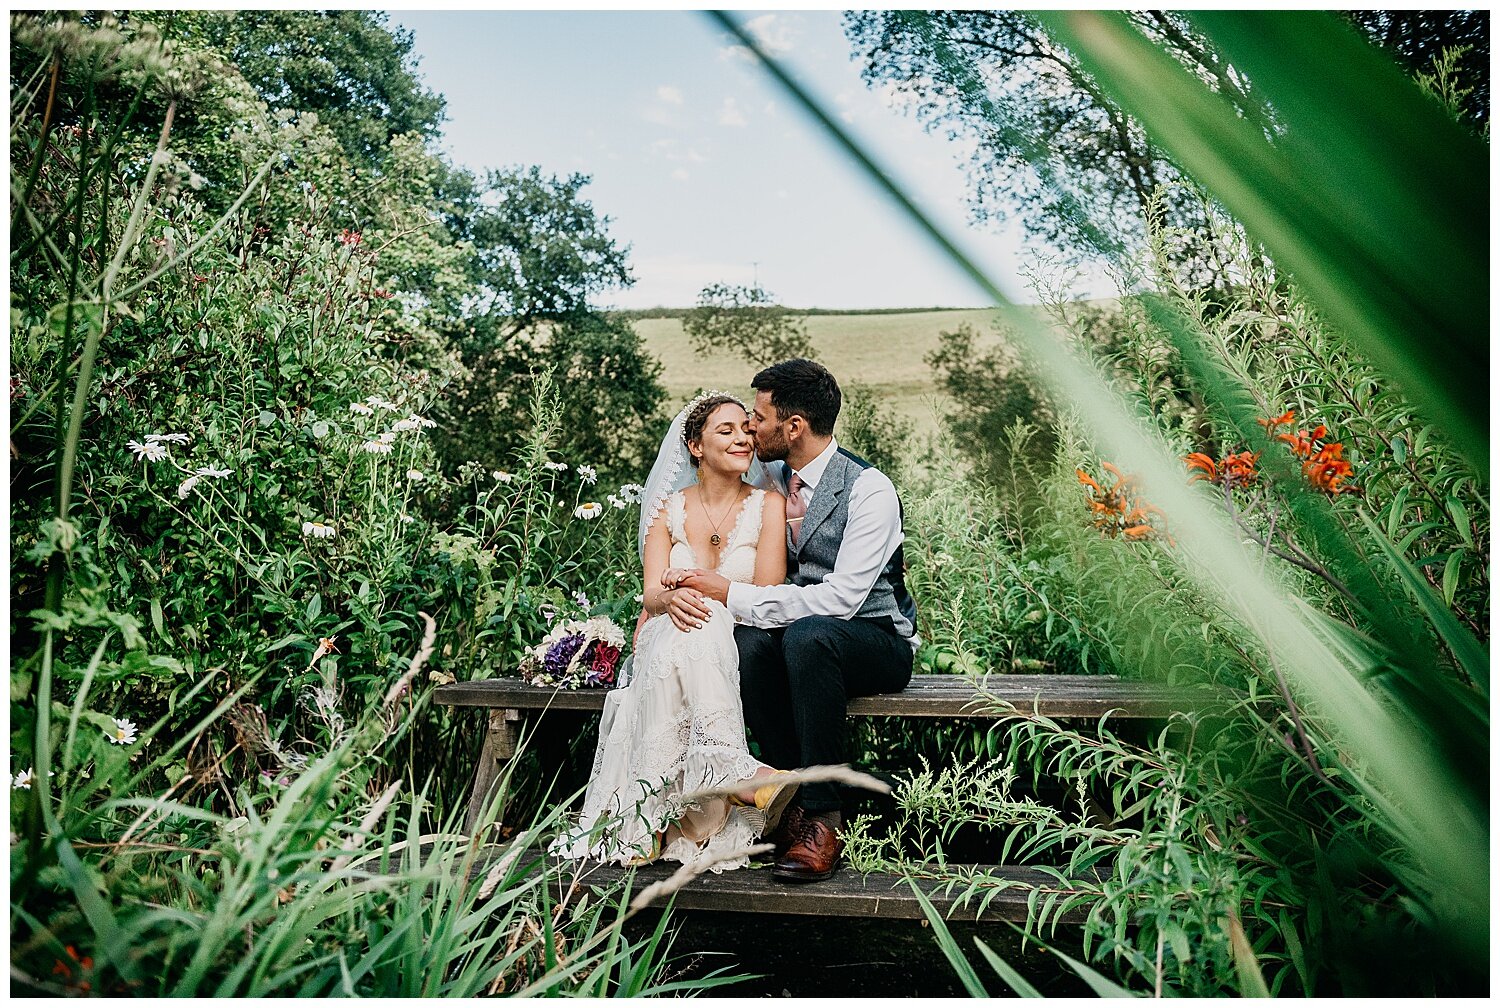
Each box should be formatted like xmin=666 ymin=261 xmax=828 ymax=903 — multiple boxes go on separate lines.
xmin=664 ymin=586 xmax=710 ymax=633
xmin=660 ymin=567 xmax=685 ymax=589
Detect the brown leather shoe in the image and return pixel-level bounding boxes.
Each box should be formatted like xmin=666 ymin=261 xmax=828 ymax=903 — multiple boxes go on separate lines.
xmin=754 ymin=804 xmax=804 ymax=863
xmin=772 ymin=812 xmax=842 ymax=883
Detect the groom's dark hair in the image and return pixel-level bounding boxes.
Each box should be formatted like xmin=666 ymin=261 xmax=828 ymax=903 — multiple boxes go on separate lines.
xmin=752 ymin=359 xmax=841 ymax=437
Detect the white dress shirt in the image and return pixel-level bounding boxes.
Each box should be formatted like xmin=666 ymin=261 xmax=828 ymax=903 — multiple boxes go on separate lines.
xmin=727 ymin=439 xmax=918 ymax=650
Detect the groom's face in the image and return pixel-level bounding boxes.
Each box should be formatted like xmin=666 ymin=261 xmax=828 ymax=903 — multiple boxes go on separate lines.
xmin=748 ymin=390 xmax=790 ymax=463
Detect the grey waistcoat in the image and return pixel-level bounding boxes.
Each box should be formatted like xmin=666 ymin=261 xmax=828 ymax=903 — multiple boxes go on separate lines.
xmin=782 ymin=447 xmax=917 ymax=640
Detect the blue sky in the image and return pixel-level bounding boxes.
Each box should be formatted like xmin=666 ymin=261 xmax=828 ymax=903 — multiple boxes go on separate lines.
xmin=389 ymin=10 xmax=1065 ymax=310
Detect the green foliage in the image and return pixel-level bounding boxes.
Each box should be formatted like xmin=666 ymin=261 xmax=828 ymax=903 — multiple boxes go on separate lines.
xmin=836 ymin=380 xmax=915 ymax=482
xmin=924 ymin=322 xmax=1057 ymax=489
xmin=681 ymin=282 xmax=817 ymax=364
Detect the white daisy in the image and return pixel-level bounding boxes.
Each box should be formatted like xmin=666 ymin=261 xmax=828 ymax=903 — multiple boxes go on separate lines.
xmin=619 ymin=483 xmax=645 ymax=504
xmin=574 ymin=502 xmax=603 ymax=520
xmin=176 ymin=475 xmax=202 ymax=500
xmin=13 ymin=768 xmax=33 ymax=790
xmin=406 ymin=469 xmax=424 ymax=481
xmin=492 ymin=470 xmax=513 ymax=483
xmin=302 ymin=521 xmax=337 ymax=539
xmin=543 ymin=460 xmax=568 ymax=471
xmin=402 ymin=413 xmax=435 ymax=430
xmin=400 ymin=514 xmax=415 ymax=524
xmin=577 ymin=464 xmax=598 ymax=485
xmin=362 ymin=440 xmax=393 ymax=454
xmin=391 ymin=417 xmax=420 ymax=432
xmin=146 ymin=432 xmax=191 ymax=444
xmin=127 ymin=439 xmax=170 ymax=462
xmin=107 ymin=718 xmax=138 ymax=745
xmin=365 ymin=395 xmax=397 ymax=411
xmin=349 ymin=402 xmax=375 ymax=416
xmin=607 ymin=494 xmax=627 ymax=509
xmin=195 ymin=466 xmax=232 ymax=479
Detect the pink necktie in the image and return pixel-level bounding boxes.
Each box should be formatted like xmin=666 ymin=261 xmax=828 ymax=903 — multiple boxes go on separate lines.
xmin=786 ymin=472 xmax=807 ymax=542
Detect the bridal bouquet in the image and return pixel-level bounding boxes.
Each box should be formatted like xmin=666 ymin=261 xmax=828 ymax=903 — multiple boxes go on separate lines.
xmin=519 ymin=615 xmax=626 ymax=689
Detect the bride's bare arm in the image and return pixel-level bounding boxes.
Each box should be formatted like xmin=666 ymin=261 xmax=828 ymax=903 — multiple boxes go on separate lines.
xmin=752 ymin=490 xmax=788 ymax=587
xmin=641 ymin=513 xmax=675 ymax=616
xmin=643 ymin=511 xmax=710 ymax=630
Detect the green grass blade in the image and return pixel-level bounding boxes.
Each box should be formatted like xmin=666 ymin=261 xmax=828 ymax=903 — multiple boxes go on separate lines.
xmin=1033 ymin=10 xmax=1487 ymax=471
xmin=972 ymin=937 xmax=1044 ymax=997
xmin=908 ymin=883 xmax=989 ymax=997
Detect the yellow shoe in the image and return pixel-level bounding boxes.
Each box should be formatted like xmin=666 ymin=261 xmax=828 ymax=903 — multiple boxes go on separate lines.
xmin=624 ymin=832 xmax=662 ymax=867
xmin=751 ymin=771 xmax=799 ymax=838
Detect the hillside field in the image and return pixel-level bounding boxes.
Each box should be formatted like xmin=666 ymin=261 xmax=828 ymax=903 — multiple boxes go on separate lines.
xmin=629 ymin=307 xmax=1009 ymax=443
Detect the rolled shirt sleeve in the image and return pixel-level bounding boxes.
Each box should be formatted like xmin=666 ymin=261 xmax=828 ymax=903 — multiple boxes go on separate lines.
xmin=727 ymin=468 xmax=903 ymax=626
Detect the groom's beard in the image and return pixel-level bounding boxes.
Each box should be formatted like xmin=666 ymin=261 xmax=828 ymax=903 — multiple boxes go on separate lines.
xmin=754 ymin=441 xmax=788 ymax=464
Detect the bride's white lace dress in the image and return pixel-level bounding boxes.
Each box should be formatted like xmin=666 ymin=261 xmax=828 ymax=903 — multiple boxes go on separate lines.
xmin=554 ymin=488 xmax=768 ymax=872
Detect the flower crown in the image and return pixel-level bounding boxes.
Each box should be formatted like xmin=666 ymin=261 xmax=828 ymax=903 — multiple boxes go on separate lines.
xmin=678 ymin=389 xmax=748 ymax=447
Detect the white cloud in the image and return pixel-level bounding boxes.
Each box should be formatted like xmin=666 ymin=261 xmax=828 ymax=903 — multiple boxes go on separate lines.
xmin=656 ymin=84 xmax=684 ymax=106
xmin=718 ymin=12 xmax=800 ymax=62
xmin=717 ymin=97 xmax=748 ymax=127
xmin=671 ymin=167 xmax=690 ymax=181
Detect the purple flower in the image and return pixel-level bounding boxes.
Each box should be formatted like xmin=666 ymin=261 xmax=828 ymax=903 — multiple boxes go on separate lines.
xmin=543 ymin=633 xmax=586 ymax=680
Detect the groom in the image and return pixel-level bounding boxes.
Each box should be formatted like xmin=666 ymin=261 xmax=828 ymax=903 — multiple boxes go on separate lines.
xmin=676 ymin=359 xmax=917 ymax=882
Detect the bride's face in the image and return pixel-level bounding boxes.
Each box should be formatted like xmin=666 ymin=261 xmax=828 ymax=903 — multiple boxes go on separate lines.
xmin=691 ymin=403 xmax=754 ymax=475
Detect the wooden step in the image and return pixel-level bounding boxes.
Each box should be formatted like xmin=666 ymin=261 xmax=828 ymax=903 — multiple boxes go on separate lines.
xmin=507 ymin=848 xmax=1086 ymax=923
xmin=435 ymin=673 xmax=1216 ymax=720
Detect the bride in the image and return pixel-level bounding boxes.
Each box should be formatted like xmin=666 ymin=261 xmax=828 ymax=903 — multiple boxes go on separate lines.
xmin=555 ymin=391 xmax=796 ymax=871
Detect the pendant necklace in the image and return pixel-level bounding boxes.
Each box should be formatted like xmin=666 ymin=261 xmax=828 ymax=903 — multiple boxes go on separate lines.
xmin=698 ymin=490 xmax=739 ymax=548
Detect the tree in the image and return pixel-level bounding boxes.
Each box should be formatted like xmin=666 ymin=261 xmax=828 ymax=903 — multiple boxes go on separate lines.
xmin=681 ymin=283 xmax=816 ymax=364
xmin=447 ymin=167 xmax=635 ymax=347
xmin=194 ymin=10 xmax=445 ymax=168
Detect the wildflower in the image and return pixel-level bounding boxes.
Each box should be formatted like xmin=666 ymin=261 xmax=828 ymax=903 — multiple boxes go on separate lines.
xmin=365 ymin=395 xmax=399 ymax=411
xmin=633 ymin=593 xmax=645 ymax=605
xmin=362 ymin=439 xmax=393 ymax=454
xmin=106 ymin=718 xmax=138 ymax=745
xmin=400 ymin=513 xmax=415 ymax=524
xmin=1259 ymin=410 xmax=1359 ymax=495
xmin=1185 ymin=450 xmax=1259 ymax=489
xmin=608 ymin=494 xmax=627 ymax=509
xmin=543 ymin=460 xmax=568 ymax=472
xmin=619 ymin=483 xmax=645 ymax=504
xmin=195 ymin=466 xmax=233 ymax=479
xmin=574 ymin=502 xmax=603 ymax=520
xmin=391 ymin=417 xmax=421 ymax=432
xmin=1077 ymin=463 xmax=1173 ymax=545
xmin=406 ymin=469 xmax=424 ymax=482
xmin=193 ymin=273 xmax=210 ymax=283
xmin=573 ymin=589 xmax=592 ymax=609
xmin=127 ymin=439 xmax=170 ymax=462
xmin=540 ymin=604 xmax=557 ymax=623
xmin=176 ymin=475 xmax=202 ymax=500
xmin=50 ymin=945 xmax=93 ymax=993
xmin=349 ymin=402 xmax=374 ymax=416
xmin=493 ymin=470 xmax=513 ymax=483
xmin=13 ymin=768 xmax=33 ymax=789
xmin=371 ymin=288 xmax=394 ymax=299
xmin=302 ymin=521 xmax=337 ymax=539
xmin=577 ymin=464 xmax=598 ymax=484
xmin=339 ymin=229 xmax=362 ymax=246
xmin=145 ymin=432 xmax=191 ymax=444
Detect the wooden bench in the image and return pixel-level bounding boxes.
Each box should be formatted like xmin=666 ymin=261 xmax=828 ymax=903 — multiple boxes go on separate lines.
xmin=434 ymin=673 xmax=1214 ymax=921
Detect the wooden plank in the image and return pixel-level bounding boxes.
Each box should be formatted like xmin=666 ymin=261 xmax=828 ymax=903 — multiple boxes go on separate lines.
xmin=434 ymin=674 xmax=1216 ymax=720
xmin=494 ymin=848 xmax=1089 ymax=923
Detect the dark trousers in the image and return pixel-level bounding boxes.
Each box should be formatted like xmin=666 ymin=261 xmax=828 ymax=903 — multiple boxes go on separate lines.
xmin=735 ymin=615 xmax=913 ymax=813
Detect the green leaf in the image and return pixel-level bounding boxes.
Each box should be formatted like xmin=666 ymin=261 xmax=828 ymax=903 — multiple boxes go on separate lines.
xmin=1445 ymin=497 xmax=1473 ymax=548
xmin=306 ymin=593 xmax=323 ymax=622
xmin=1441 ymin=550 xmax=1465 ymax=607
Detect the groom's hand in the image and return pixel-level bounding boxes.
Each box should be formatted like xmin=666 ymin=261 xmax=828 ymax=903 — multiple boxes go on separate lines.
xmin=664 ymin=586 xmax=712 ymax=633
xmin=678 ymin=569 xmax=730 ymax=605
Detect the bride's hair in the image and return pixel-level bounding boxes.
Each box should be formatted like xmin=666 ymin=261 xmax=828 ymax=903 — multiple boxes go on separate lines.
xmin=681 ymin=394 xmax=746 ymax=468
